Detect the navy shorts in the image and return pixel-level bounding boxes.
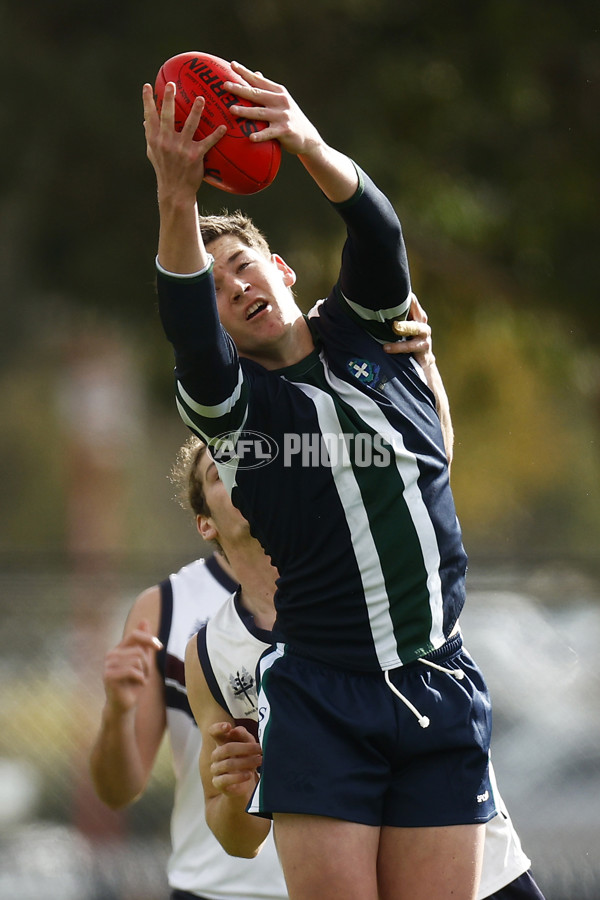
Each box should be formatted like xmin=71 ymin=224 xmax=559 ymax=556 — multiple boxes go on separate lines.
xmin=486 ymin=870 xmax=546 ymax=900
xmin=249 ymin=634 xmax=495 ymax=827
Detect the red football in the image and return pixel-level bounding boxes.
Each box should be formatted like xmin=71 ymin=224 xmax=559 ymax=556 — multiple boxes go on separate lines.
xmin=154 ymin=51 xmax=281 ymax=195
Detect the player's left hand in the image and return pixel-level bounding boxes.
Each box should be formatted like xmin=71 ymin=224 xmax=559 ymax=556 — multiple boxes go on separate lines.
xmin=224 ymin=62 xmax=324 ymax=157
xmin=383 ymin=293 xmax=435 ymax=369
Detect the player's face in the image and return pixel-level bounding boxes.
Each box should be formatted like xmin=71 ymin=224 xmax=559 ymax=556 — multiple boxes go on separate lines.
xmin=207 ymin=235 xmax=311 ymax=367
xmin=197 ymin=448 xmax=250 ymax=546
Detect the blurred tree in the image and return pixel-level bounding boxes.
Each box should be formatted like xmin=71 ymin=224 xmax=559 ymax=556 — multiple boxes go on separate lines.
xmin=1 ymin=0 xmax=597 ymax=330
xmin=0 ymin=0 xmax=598 ymax=557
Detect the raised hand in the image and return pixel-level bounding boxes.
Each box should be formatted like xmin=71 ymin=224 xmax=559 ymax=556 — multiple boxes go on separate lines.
xmin=223 ymin=62 xmax=324 ymax=157
xmin=142 ymin=81 xmax=226 ymax=203
xmin=102 ymin=619 xmax=163 ymax=715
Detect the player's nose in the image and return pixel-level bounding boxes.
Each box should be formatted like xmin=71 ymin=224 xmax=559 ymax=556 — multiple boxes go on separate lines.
xmin=230 ymin=278 xmax=251 ymax=303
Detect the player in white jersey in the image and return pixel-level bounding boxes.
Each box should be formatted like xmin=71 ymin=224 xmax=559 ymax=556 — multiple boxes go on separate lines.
xmin=181 ymin=446 xmax=545 ymax=900
xmin=90 ymin=547 xmax=287 ymax=894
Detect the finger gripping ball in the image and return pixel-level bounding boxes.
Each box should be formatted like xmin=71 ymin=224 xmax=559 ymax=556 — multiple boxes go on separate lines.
xmin=154 ymin=51 xmax=281 ymax=195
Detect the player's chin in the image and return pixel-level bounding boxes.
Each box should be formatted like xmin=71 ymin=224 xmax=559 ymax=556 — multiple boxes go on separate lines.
xmin=236 ymin=324 xmax=282 ymax=354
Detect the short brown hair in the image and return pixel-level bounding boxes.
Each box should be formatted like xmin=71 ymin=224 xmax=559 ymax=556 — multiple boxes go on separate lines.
xmin=170 ymin=435 xmax=210 ymax=517
xmin=198 ymin=210 xmax=271 ymax=257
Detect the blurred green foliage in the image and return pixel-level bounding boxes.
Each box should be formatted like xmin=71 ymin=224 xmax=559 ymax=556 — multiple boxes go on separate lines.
xmin=0 ymin=0 xmax=598 ymax=558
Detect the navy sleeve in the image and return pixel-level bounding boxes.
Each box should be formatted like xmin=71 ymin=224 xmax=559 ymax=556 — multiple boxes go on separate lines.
xmin=329 ymin=166 xmax=412 ymax=342
xmin=157 ymin=266 xmax=250 ymax=440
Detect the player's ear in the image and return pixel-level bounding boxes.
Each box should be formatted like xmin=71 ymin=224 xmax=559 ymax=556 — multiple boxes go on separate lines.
xmin=196 ymin=513 xmax=217 ymax=543
xmin=272 ymin=253 xmax=296 ymax=287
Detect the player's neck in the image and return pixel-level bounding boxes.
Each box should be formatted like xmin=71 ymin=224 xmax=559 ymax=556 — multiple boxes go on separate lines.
xmin=212 ymin=551 xmax=237 ymax=582
xmin=224 ymin=541 xmax=278 ymax=631
xmin=238 ymin=583 xmax=277 ymax=631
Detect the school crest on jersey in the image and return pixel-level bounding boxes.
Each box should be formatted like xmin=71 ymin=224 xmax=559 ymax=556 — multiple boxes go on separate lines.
xmin=347 ymin=358 xmax=387 ymax=391
xmin=229 ymin=666 xmax=258 ymax=716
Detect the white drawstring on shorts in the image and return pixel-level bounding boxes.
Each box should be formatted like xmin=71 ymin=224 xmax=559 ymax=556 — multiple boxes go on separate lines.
xmin=384 ymin=658 xmax=465 ymax=729
xmin=385 ymin=670 xmax=431 ymax=728
xmin=418 ymin=658 xmax=465 ymax=680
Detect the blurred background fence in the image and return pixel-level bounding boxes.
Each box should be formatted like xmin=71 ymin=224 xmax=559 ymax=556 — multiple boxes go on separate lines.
xmin=0 ymin=552 xmax=598 ymax=900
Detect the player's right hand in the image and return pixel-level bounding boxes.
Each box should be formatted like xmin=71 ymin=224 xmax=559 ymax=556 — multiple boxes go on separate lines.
xmin=209 ymin=722 xmax=263 ymax=797
xmin=142 ymin=82 xmax=226 ymax=202
xmin=102 ymin=619 xmax=163 ymax=715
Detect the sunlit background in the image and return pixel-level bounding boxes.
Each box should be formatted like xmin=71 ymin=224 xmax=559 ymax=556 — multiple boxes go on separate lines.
xmin=0 ymin=2 xmax=598 ymax=898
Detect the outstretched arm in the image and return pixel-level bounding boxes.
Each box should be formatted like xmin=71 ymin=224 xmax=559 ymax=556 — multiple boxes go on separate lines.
xmin=185 ymin=636 xmax=271 ymax=858
xmin=144 ymin=81 xmax=247 ymax=439
xmin=89 ymin=589 xmax=166 ymax=809
xmin=143 ymin=82 xmax=225 ymax=274
xmin=227 ymin=64 xmax=412 ymax=338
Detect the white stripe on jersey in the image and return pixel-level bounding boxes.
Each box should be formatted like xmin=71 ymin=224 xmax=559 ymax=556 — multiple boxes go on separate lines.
xmin=247 ymin=643 xmax=284 ymax=817
xmin=174 ymin=395 xmax=246 ymax=496
xmin=176 ymin=396 xmax=200 ymax=434
xmin=323 ymin=362 xmax=446 ymax=654
xmin=177 ymin=368 xmax=245 ymax=418
xmin=340 ymin=289 xmax=412 ymax=324
xmin=255 ymin=644 xmax=283 ymax=747
xmin=284 ymin=378 xmax=402 ymax=669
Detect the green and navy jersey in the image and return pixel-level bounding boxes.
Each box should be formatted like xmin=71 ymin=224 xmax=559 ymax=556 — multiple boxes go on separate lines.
xmin=158 ymin=166 xmax=468 ymax=672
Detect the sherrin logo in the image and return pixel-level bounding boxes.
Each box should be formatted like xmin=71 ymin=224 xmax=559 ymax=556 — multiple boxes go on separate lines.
xmin=208 ymin=430 xmax=279 ymax=470
xmin=183 ymin=58 xmax=263 ymax=138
